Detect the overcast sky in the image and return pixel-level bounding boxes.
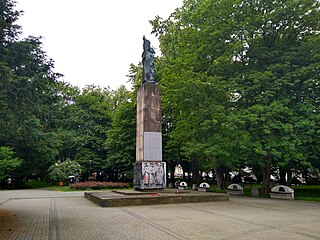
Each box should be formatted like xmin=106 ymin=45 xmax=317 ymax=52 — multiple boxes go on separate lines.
xmin=16 ymin=0 xmax=183 ymax=90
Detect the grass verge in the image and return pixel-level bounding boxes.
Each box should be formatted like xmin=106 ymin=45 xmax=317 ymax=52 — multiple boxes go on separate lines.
xmin=211 ymin=183 xmax=320 ymax=202
xmin=20 ymin=181 xmax=320 ymax=202
xmin=292 ymin=185 xmax=320 ymax=202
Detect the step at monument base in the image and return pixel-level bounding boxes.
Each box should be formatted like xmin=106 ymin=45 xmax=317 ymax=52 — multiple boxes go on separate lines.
xmin=85 ymin=189 xmax=229 ymax=207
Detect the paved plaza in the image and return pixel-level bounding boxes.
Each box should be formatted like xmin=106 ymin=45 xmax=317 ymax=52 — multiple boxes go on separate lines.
xmin=0 ymin=189 xmax=320 ymax=240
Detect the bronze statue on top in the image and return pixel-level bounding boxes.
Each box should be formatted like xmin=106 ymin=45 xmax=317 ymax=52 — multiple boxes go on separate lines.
xmin=142 ymin=36 xmax=155 ymax=84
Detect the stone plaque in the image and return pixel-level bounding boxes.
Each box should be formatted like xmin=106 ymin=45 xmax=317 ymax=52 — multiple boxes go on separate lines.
xmin=134 ymin=162 xmax=166 ymax=189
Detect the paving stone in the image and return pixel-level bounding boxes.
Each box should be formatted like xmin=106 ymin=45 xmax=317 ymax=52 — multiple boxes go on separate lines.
xmin=0 ymin=190 xmax=319 ymax=240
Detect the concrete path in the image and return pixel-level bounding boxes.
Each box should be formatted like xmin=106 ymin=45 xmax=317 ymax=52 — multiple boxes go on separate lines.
xmin=1 ymin=189 xmax=320 ymax=240
xmin=0 ymin=189 xmax=84 ymax=205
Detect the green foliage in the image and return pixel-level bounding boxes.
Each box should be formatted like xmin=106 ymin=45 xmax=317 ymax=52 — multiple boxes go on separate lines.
xmin=0 ymin=0 xmax=21 ymax=46
xmin=152 ymin=0 xmax=320 ymax=190
xmin=105 ymin=85 xmax=136 ymax=176
xmin=70 ymin=181 xmax=129 ymax=190
xmin=47 ymin=160 xmax=83 ymax=182
xmin=0 ymin=146 xmax=22 ymax=180
xmin=1 ymin=0 xmax=319 ymax=187
xmin=0 ymin=0 xmax=63 ymax=178
xmin=293 ymin=185 xmax=320 ymax=202
xmin=24 ymin=180 xmax=52 ymax=189
xmin=1 ymin=1 xmax=115 ymax=181
xmin=69 ymin=85 xmax=113 ymax=172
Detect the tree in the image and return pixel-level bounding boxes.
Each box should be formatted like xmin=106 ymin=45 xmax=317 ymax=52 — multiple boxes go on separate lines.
xmin=228 ymin=0 xmax=320 ymax=193
xmin=0 ymin=146 xmax=22 ymax=182
xmin=71 ymin=85 xmax=113 ymax=177
xmin=151 ymin=0 xmax=245 ymax=188
xmin=0 ymin=0 xmax=63 ymax=179
xmin=0 ymin=0 xmax=21 ymax=48
xmin=105 ymin=85 xmax=136 ymax=180
xmin=48 ymin=160 xmax=83 ymax=182
xmin=152 ymin=0 xmax=320 ymax=193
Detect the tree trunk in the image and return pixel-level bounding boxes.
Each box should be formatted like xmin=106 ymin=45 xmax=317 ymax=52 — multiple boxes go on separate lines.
xmin=182 ymin=170 xmax=186 ymax=181
xmin=261 ymin=155 xmax=272 ymax=195
xmin=303 ymin=168 xmax=308 ymax=184
xmin=191 ymin=158 xmax=200 ymax=184
xmin=215 ymin=166 xmax=226 ymax=190
xmin=114 ymin=172 xmax=118 ymax=182
xmin=170 ymin=163 xmax=175 ymax=183
xmin=121 ymin=173 xmax=125 ymax=182
xmin=279 ymin=166 xmax=286 ymax=185
xmin=205 ymin=172 xmax=210 ymax=181
xmin=287 ymin=168 xmax=292 ymax=186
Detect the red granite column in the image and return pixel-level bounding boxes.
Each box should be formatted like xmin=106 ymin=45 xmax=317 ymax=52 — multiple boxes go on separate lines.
xmin=134 ymin=82 xmax=166 ymax=190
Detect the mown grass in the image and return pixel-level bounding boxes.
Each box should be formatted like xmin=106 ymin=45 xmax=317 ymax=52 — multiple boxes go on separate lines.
xmin=24 ymin=180 xmax=74 ymax=191
xmin=210 ymin=183 xmax=320 ymax=202
xmin=22 ymin=181 xmax=320 ymax=202
xmin=292 ymin=185 xmax=320 ymax=202
xmin=24 ymin=180 xmax=133 ymax=192
xmin=24 ymin=180 xmax=53 ymax=189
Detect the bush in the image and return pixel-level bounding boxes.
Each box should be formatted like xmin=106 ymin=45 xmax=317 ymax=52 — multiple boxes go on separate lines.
xmin=0 ymin=146 xmax=22 ymax=181
xmin=47 ymin=160 xmax=83 ymax=182
xmin=70 ymin=181 xmax=129 ymax=190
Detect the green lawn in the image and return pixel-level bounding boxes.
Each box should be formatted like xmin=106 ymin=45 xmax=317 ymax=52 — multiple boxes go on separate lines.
xmin=292 ymin=185 xmax=320 ymax=202
xmin=211 ymin=183 xmax=320 ymax=202
xmin=24 ymin=180 xmax=53 ymax=189
xmin=24 ymin=180 xmax=133 ymax=192
xmin=24 ymin=180 xmax=74 ymax=191
xmin=21 ymin=181 xmax=320 ymax=202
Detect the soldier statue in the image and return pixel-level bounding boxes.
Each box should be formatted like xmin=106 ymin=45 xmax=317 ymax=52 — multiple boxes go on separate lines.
xmin=142 ymin=36 xmax=155 ymax=83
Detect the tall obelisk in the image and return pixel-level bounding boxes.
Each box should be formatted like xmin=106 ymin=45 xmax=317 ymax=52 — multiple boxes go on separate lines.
xmin=133 ymin=36 xmax=166 ymax=190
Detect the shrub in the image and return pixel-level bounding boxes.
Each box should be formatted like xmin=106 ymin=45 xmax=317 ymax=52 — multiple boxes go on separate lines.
xmin=0 ymin=146 xmax=22 ymax=180
xmin=70 ymin=181 xmax=129 ymax=190
xmin=48 ymin=160 xmax=83 ymax=182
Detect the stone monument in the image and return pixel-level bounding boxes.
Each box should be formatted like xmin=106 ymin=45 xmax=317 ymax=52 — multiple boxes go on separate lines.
xmin=133 ymin=36 xmax=166 ymax=190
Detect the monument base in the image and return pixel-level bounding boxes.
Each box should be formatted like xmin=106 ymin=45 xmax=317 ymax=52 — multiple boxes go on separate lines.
xmin=134 ymin=161 xmax=166 ymax=190
xmin=85 ymin=190 xmax=229 ymax=207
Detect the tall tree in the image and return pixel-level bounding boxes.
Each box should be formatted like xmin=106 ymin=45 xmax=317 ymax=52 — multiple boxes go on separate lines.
xmin=152 ymin=0 xmax=320 ymax=193
xmin=105 ymin=85 xmax=136 ymax=180
xmin=71 ymin=85 xmax=113 ymax=177
xmin=105 ymin=62 xmax=140 ymax=180
xmin=152 ymin=0 xmax=245 ymax=188
xmin=0 ymin=0 xmax=62 ymax=179
xmin=229 ymin=0 xmax=320 ymax=193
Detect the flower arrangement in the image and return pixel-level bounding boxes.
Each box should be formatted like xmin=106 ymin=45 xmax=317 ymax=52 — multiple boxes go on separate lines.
xmin=70 ymin=181 xmax=129 ymax=190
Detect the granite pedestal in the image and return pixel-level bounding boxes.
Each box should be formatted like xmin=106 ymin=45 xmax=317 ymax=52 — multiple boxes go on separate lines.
xmin=134 ymin=83 xmax=166 ymax=190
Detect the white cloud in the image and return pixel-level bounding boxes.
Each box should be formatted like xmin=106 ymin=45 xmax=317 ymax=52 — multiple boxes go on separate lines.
xmin=17 ymin=0 xmax=182 ymax=90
